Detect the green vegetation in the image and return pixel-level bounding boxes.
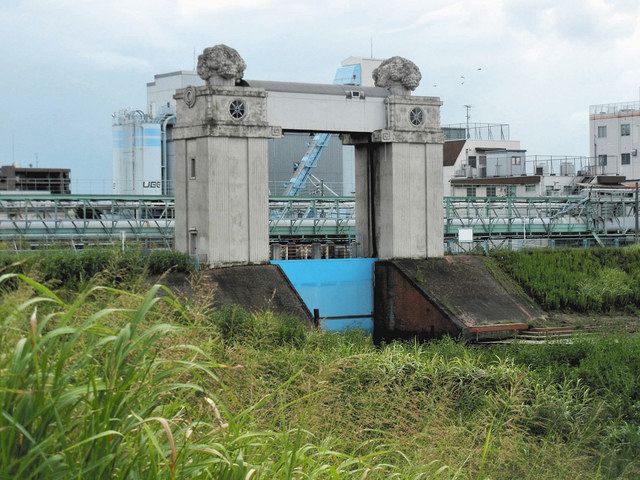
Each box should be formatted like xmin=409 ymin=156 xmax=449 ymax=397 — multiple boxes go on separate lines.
xmin=0 ymin=247 xmax=194 ymax=289
xmin=0 ymin=257 xmax=638 ymax=479
xmin=493 ymin=246 xmax=640 ymax=312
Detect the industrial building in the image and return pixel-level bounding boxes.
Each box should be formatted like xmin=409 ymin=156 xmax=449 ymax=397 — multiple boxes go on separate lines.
xmin=0 ymin=165 xmax=71 ymax=194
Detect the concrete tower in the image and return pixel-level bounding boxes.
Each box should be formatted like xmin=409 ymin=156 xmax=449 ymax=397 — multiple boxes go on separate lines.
xmin=172 ymin=45 xmax=281 ymax=265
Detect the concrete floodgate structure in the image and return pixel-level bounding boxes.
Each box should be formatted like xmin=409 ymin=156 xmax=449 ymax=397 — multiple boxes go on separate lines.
xmin=374 ymin=256 xmax=544 ymax=341
xmin=173 ymin=45 xmax=443 ymax=264
xmin=173 ymin=45 xmax=541 ymax=340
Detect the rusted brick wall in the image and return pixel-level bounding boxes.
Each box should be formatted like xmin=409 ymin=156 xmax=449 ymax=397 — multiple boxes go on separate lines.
xmin=374 ymin=262 xmax=462 ymax=342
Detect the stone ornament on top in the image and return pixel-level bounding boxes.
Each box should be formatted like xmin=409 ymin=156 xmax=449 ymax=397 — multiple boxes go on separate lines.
xmin=372 ymin=56 xmax=422 ymax=95
xmin=197 ymin=44 xmax=247 ymax=86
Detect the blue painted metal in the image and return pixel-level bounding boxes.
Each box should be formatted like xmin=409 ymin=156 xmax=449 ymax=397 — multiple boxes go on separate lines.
xmin=333 ymin=64 xmax=362 ymax=85
xmin=272 ymin=258 xmax=377 ymax=332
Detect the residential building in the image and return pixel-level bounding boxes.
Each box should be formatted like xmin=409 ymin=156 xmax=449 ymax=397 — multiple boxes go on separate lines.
xmin=590 ymin=100 xmax=640 ymax=180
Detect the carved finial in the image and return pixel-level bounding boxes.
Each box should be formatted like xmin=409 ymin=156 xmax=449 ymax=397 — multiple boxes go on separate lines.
xmin=372 ymin=56 xmax=422 ymax=95
xmin=197 ymin=44 xmax=246 ymax=86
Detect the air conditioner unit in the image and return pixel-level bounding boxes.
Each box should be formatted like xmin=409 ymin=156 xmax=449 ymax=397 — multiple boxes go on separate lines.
xmin=346 ymin=90 xmax=365 ymax=99
xmin=560 ymin=162 xmax=575 ymax=176
xmin=632 ymin=149 xmax=638 ymax=157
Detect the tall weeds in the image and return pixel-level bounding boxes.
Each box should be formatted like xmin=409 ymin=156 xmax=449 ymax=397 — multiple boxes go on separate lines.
xmin=493 ymin=247 xmax=640 ymax=312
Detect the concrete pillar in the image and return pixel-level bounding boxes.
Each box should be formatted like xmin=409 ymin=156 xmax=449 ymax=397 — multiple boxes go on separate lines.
xmin=173 ymin=83 xmax=281 ymax=266
xmin=371 ymin=141 xmax=444 ymax=258
xmin=271 ymin=243 xmax=283 ymax=260
xmin=347 ymin=95 xmax=444 ymax=259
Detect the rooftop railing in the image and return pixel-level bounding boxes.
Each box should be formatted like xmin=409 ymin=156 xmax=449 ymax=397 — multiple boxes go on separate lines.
xmin=589 ymin=101 xmax=640 ymax=115
xmin=443 ymin=123 xmax=510 ymax=141
xmin=453 ymin=155 xmax=620 ymax=180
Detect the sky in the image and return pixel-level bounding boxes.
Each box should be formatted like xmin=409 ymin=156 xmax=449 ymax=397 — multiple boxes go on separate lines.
xmin=1 ymin=0 xmax=639 ymax=192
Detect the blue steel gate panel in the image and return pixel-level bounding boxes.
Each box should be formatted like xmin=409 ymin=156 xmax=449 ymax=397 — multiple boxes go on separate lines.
xmin=272 ymin=258 xmax=377 ymax=332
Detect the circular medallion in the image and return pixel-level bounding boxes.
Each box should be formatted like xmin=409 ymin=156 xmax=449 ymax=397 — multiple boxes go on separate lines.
xmin=184 ymin=86 xmax=197 ymax=108
xmin=229 ymin=99 xmax=246 ymax=120
xmin=409 ymin=107 xmax=424 ymax=126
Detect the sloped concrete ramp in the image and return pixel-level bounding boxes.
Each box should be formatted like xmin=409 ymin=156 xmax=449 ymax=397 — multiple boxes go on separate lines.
xmin=205 ymin=265 xmax=312 ymax=323
xmin=374 ymin=256 xmax=544 ymax=341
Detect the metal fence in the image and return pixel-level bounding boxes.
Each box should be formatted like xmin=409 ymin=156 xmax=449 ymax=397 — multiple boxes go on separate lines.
xmin=0 ymin=192 xmax=638 ymax=251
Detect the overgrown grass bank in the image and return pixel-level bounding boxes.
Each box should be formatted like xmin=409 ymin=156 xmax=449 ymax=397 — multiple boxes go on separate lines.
xmin=0 ymin=247 xmax=193 ymax=289
xmin=1 ymin=273 xmax=639 ymax=479
xmin=493 ymin=246 xmax=640 ymax=312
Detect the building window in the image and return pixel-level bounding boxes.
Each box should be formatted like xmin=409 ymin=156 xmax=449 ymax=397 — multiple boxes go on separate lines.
xmin=525 ymin=184 xmax=536 ymax=192
xmin=189 ymin=157 xmax=196 ymax=179
xmin=621 ymin=124 xmax=631 ymax=136
xmin=189 ymin=229 xmax=198 ymax=255
xmin=622 ymin=153 xmax=631 ymax=165
xmin=511 ymin=156 xmax=522 ymax=165
xmin=468 ymin=156 xmax=477 ymax=168
xmin=597 ymin=126 xmax=607 ymax=138
xmin=466 ymin=187 xmax=477 ymax=197
xmin=486 ymin=186 xmax=496 ymax=197
xmin=598 ymin=154 xmax=608 ymax=166
xmin=506 ymin=185 xmax=516 ymax=197
xmin=546 ymin=186 xmax=554 ymax=196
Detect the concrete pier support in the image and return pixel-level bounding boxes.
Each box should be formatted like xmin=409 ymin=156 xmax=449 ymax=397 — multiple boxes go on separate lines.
xmin=351 ymin=96 xmax=444 ymax=259
xmin=172 ymin=46 xmax=281 ymax=265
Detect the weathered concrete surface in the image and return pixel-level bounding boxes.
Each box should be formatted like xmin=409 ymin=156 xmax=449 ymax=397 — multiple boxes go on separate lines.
xmin=174 ymin=44 xmax=445 ymax=264
xmin=197 ymin=44 xmax=246 ymax=86
xmin=374 ymin=256 xmax=543 ymax=341
xmin=372 ymin=56 xmax=422 ymax=95
xmin=205 ymin=264 xmax=312 ymax=322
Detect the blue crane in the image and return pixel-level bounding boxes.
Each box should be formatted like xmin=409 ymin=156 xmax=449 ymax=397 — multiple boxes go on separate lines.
xmin=283 ymin=133 xmax=332 ymax=196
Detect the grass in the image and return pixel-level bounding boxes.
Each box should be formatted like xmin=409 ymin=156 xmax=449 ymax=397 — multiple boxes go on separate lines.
xmin=0 ymin=248 xmax=639 ymax=478
xmin=492 ymin=246 xmax=640 ymax=313
xmin=0 ymin=247 xmax=194 ymax=290
xmin=0 ymin=271 xmax=638 ymax=478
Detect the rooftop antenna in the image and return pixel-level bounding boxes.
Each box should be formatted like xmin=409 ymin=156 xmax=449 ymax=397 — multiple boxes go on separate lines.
xmin=193 ymin=47 xmax=196 ymax=71
xmin=370 ymin=37 xmax=373 ymax=58
xmin=11 ymin=134 xmax=15 ymax=165
xmin=464 ymin=104 xmax=472 ymax=139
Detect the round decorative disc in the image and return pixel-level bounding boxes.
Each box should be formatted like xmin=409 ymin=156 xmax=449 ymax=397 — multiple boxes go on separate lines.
xmin=229 ymin=99 xmax=246 ymax=120
xmin=409 ymin=107 xmax=425 ymax=126
xmin=184 ymin=86 xmax=197 ymax=108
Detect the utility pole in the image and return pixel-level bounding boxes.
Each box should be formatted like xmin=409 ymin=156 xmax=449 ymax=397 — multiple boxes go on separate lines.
xmin=635 ymin=182 xmax=639 ymax=244
xmin=464 ymin=105 xmax=472 ymax=139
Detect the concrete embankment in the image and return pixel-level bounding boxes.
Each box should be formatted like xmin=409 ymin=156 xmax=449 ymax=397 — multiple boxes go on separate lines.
xmin=374 ymin=256 xmax=544 ymax=342
xmin=205 ymin=264 xmax=312 ymax=323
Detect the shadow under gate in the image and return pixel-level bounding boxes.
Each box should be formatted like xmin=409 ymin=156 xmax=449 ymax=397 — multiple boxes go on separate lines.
xmin=271 ymin=258 xmax=377 ymax=332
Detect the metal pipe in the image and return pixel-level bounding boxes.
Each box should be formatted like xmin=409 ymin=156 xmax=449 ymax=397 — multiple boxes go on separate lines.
xmin=161 ymin=115 xmax=176 ymax=196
